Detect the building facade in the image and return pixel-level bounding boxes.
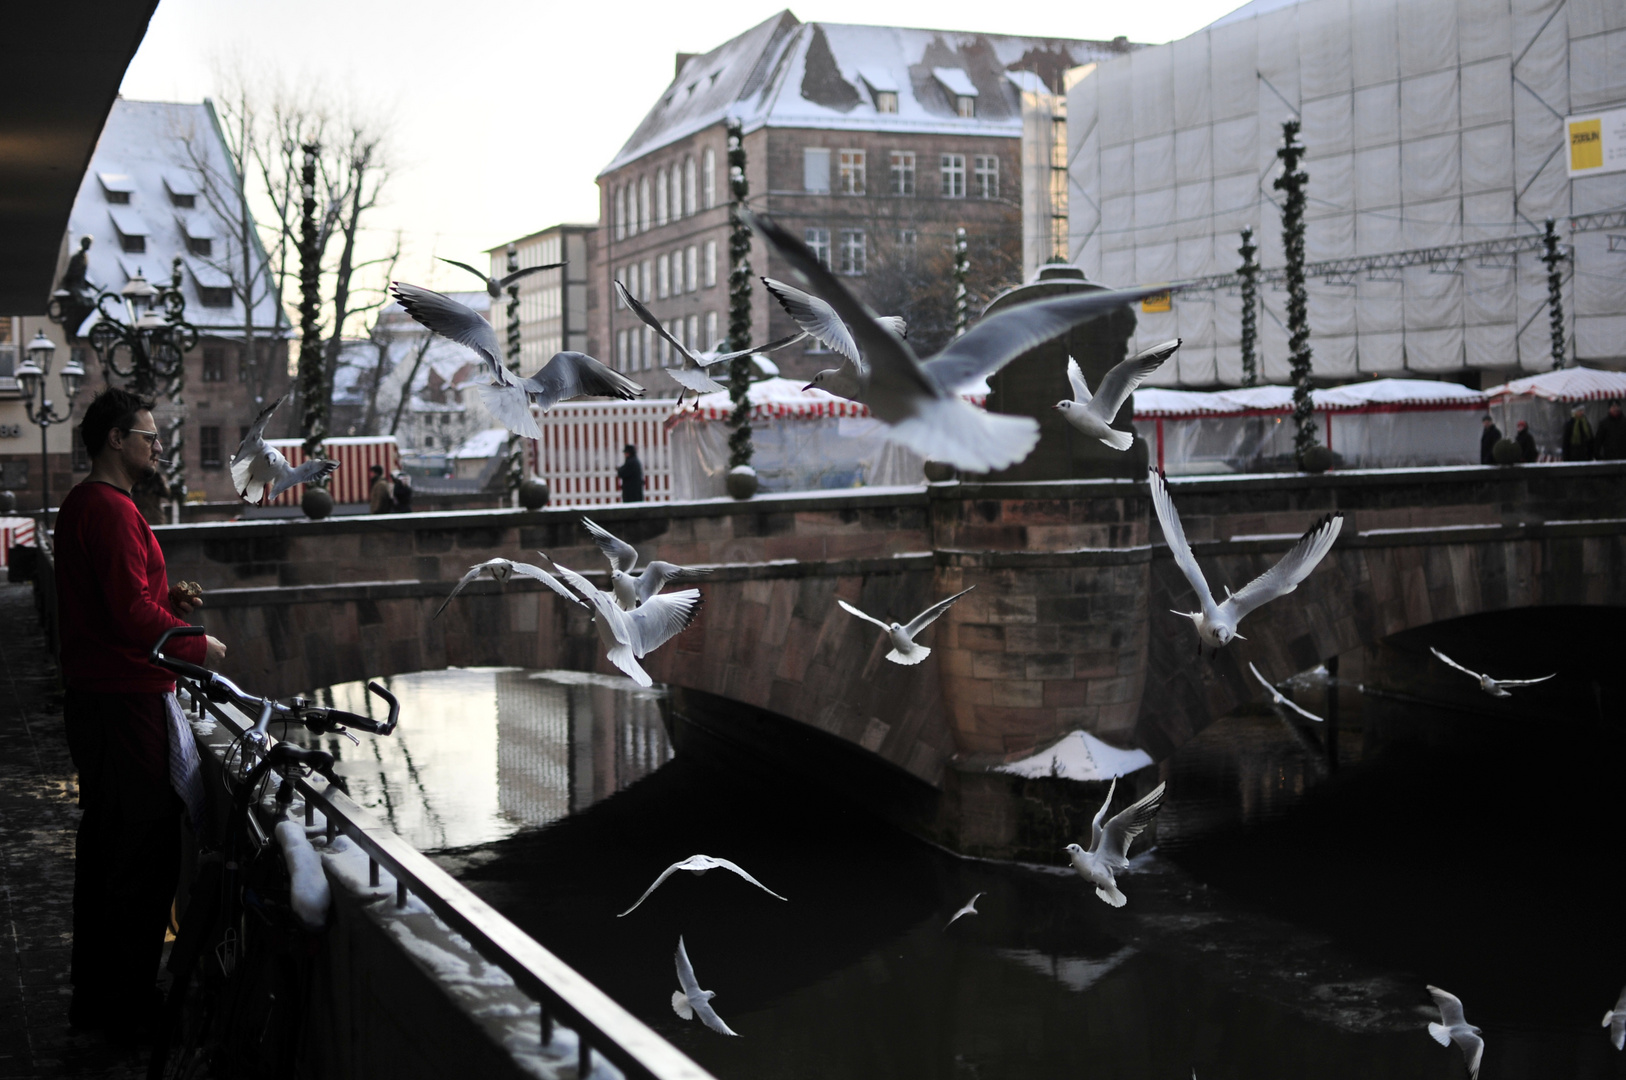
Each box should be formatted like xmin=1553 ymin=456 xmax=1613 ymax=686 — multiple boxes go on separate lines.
xmin=483 ymin=224 xmax=594 ymax=373
xmin=591 ymin=12 xmax=1132 ymax=390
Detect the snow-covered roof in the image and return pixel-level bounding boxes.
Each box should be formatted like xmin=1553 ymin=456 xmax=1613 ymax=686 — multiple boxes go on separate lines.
xmin=602 ymin=12 xmax=1130 ymax=174
xmin=452 ymin=428 xmax=510 ymax=459
xmin=66 ymin=99 xmax=286 ymax=334
xmin=1484 ymin=368 xmax=1626 ymax=404
xmin=1134 ymin=379 xmax=1487 ymax=419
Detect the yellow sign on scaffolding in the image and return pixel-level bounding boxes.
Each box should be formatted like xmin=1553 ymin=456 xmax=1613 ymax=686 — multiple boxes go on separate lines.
xmin=1567 ymin=108 xmax=1626 ymax=177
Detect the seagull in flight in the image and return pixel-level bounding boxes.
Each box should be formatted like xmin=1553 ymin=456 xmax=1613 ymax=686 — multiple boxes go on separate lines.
xmin=438 ymin=255 xmax=564 ymax=299
xmin=1064 ymin=778 xmax=1167 ymax=907
xmin=582 ymin=517 xmax=710 ymax=610
xmin=614 ymin=280 xmax=800 ymax=401
xmin=838 ymin=586 xmax=975 ymax=665
xmin=1602 ymin=983 xmax=1626 ymax=1050
xmin=230 ymin=395 xmax=339 ymax=504
xmin=748 ymin=211 xmax=1171 ymax=472
xmin=762 ymin=276 xmax=906 ymax=401
xmin=1429 ymin=648 xmax=1555 ymax=698
xmin=943 ymin=892 xmax=985 ymax=931
xmin=618 ymin=854 xmax=788 ymax=917
xmin=543 ymin=557 xmax=702 ymax=687
xmin=432 ymin=557 xmax=586 ymax=620
xmin=1055 ymin=340 xmax=1181 ymax=451
xmin=390 ymin=282 xmax=644 ymax=440
xmin=1426 ymin=985 xmax=1484 ymax=1079
xmin=1248 ymin=662 xmax=1324 ymax=723
xmin=1149 ymin=468 xmax=1343 ymax=651
xmin=672 ymin=936 xmax=740 ymax=1037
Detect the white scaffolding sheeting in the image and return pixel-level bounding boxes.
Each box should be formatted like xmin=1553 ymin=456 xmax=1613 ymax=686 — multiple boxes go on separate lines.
xmin=1067 ymin=0 xmax=1626 ymax=385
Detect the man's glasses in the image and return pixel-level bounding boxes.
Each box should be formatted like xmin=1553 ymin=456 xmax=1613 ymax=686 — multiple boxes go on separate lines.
xmin=124 ymin=428 xmax=162 ymax=447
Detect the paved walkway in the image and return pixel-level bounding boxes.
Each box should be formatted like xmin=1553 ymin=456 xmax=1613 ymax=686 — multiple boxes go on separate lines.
xmin=0 ymin=582 xmax=144 ymax=1079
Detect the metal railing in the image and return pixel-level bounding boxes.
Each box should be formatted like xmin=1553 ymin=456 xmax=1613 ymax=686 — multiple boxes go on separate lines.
xmin=185 ymin=682 xmax=716 ymax=1080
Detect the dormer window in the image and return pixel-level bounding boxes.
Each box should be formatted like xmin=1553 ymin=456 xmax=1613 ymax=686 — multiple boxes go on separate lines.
xmin=98 ymin=169 xmax=136 ymax=205
xmin=164 ymin=169 xmax=201 ymax=208
xmin=860 ymin=70 xmax=899 ymax=116
xmin=875 ymin=91 xmax=898 ymax=114
xmin=957 ymin=95 xmax=976 ymax=118
xmin=931 ymin=68 xmax=978 ymax=119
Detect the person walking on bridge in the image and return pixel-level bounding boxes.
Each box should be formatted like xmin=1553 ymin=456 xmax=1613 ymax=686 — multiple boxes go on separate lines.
xmin=618 ymin=444 xmax=645 ymax=503
xmin=53 ymin=388 xmax=227 ymax=1039
xmin=1562 ymin=406 xmax=1595 ymax=462
xmin=1595 ymin=400 xmax=1626 ymax=460
xmin=1479 ymin=415 xmax=1502 ymax=465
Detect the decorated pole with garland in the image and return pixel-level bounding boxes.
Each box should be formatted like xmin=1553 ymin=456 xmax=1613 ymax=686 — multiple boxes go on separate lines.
xmin=295 ymin=142 xmax=329 ymax=478
xmin=1272 ymin=121 xmax=1317 ymax=465
xmin=952 ymin=227 xmax=970 ymax=337
xmin=725 ymin=118 xmax=754 ymax=472
xmin=1238 ymin=226 xmax=1260 ymax=387
xmin=1540 ymin=217 xmax=1568 ymax=370
xmin=502 ymin=242 xmax=526 ymax=497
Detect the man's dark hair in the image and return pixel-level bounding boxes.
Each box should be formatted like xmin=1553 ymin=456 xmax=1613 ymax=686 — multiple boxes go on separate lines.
xmin=80 ymin=387 xmax=154 ymax=458
xmin=624 ymin=444 xmax=636 ymax=454
xmin=369 ymin=464 xmax=383 ymax=476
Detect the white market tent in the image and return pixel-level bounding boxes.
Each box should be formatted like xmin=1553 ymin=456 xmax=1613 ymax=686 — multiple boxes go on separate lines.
xmin=1132 ymin=378 xmax=1489 ymax=473
xmin=1482 ymin=368 xmax=1626 ymax=457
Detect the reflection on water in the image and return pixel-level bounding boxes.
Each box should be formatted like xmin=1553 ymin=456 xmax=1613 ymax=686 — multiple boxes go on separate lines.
xmin=296 ymin=667 xmax=670 ymax=850
xmin=306 ymin=666 xmax=1626 ymax=1078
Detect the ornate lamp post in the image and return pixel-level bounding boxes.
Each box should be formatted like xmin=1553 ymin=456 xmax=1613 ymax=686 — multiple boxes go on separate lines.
xmin=12 ymin=331 xmax=86 ymax=537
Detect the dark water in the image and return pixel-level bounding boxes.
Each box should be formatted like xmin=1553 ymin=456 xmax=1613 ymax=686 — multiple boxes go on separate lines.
xmin=304 ymin=665 xmax=1626 ymax=1079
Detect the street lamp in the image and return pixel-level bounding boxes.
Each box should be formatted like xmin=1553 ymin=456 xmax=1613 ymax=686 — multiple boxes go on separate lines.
xmin=13 ymin=331 xmax=85 ymax=539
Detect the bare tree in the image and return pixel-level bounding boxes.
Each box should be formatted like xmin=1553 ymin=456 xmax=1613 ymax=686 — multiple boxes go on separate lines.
xmin=317 ymin=135 xmax=393 ymax=431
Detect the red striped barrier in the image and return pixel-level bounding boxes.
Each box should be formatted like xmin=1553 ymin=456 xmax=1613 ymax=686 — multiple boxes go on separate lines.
xmin=524 ymin=401 xmax=675 ymax=507
xmin=1 ymin=517 xmax=38 ymax=568
xmin=261 ymin=437 xmax=401 ymax=506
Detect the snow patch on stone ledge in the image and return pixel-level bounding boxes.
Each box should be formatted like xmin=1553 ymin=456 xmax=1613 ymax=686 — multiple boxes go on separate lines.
xmin=994 ymin=731 xmax=1154 ymax=782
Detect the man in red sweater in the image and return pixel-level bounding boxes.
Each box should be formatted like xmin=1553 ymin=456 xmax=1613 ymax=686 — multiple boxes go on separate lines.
xmin=54 ymin=388 xmax=226 ymax=1038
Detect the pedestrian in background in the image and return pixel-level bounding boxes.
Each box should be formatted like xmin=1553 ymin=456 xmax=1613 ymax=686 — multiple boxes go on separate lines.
xmin=618 ymin=444 xmax=644 ymax=503
xmin=1479 ymin=415 xmax=1502 ymax=465
xmin=392 ymin=471 xmax=413 ymax=513
xmin=54 ymin=388 xmax=226 ymax=1039
xmin=1562 ymin=405 xmax=1595 ymax=462
xmin=368 ymin=463 xmax=395 ymax=514
xmin=1595 ymin=400 xmax=1626 ymax=460
xmin=1514 ymin=419 xmax=1538 ymax=462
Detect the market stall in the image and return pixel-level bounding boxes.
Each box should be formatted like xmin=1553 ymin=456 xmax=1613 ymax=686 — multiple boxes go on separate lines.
xmin=1484 ymin=369 xmax=1626 ymax=460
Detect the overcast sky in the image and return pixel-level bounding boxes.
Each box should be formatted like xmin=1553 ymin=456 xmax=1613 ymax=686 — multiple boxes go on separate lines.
xmin=119 ymin=0 xmax=1241 ymax=295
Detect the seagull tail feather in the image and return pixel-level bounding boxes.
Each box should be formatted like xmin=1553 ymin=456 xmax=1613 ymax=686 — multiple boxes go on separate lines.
xmin=886 ymin=645 xmax=931 ymax=665
xmin=1099 ymin=427 xmax=1134 ymax=452
xmin=1603 ymin=1009 xmax=1615 ymax=1028
xmin=672 ymin=992 xmax=694 ymax=1020
xmin=1427 ymin=1022 xmax=1452 ymax=1047
xmin=1095 ymin=885 xmax=1127 ymax=907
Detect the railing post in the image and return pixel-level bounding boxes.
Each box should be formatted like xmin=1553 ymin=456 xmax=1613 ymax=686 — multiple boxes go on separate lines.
xmin=397 ymin=880 xmax=408 ymax=908
xmin=578 ymin=1041 xmax=592 ymax=1077
xmin=368 ymin=858 xmax=379 ymax=888
xmin=540 ymin=1006 xmax=553 ymax=1048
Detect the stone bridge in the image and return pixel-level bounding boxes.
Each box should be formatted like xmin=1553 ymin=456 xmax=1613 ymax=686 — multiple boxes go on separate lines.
xmin=163 ymin=462 xmax=1626 ymax=798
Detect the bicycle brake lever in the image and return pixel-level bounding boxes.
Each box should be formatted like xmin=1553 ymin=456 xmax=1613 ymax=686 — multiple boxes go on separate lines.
xmin=332 ymin=727 xmax=360 ymax=746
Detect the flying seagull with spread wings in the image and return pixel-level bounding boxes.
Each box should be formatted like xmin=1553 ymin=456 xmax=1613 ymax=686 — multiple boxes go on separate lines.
xmin=1429 ymin=647 xmax=1555 ymax=698
xmin=390 ymin=282 xmax=644 ymax=440
xmin=1426 ymin=985 xmax=1484 ymax=1079
xmin=432 ymin=557 xmax=586 ymax=620
xmin=1065 ymin=778 xmax=1167 ymax=907
xmin=838 ymin=586 xmax=975 ymax=666
xmin=1149 ymin=468 xmax=1343 ymax=651
xmin=672 ymin=936 xmax=740 ymax=1037
xmin=748 ymin=211 xmax=1170 ymax=471
xmin=581 ymin=517 xmax=710 ymax=610
xmin=618 ymin=854 xmax=788 ymax=917
xmin=437 ymin=255 xmax=565 ymax=299
xmin=1603 ymin=982 xmax=1626 ymax=1051
xmin=1248 ymin=662 xmax=1325 ymax=723
xmin=543 ymin=557 xmax=702 ymax=688
xmin=943 ymin=892 xmax=986 ymax=931
xmin=615 ymin=280 xmax=800 ymax=400
xmin=1055 ymin=340 xmax=1181 ymax=450
xmin=762 ymin=276 xmax=907 ymax=401
xmin=230 ymin=395 xmax=339 ymax=505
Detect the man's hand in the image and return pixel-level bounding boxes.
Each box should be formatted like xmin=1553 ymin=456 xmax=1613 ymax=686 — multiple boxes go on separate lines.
xmin=204 ymin=636 xmax=227 ymax=668
xmin=170 ymin=581 xmax=204 ymax=615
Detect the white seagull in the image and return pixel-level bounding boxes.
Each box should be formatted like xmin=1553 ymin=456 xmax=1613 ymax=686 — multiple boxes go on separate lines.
xmin=432 ymin=557 xmax=586 ymax=620
xmin=614 ymin=280 xmax=800 ymax=400
xmin=1064 ymin=778 xmax=1167 ymax=907
xmin=618 ymin=854 xmax=789 ymax=917
xmin=582 ymin=518 xmax=710 ymax=610
xmin=1054 ymin=340 xmax=1181 ymax=451
xmin=390 ymin=282 xmax=644 ymax=440
xmin=1602 ymin=983 xmax=1626 ymax=1050
xmin=762 ymin=276 xmax=907 ymax=401
xmin=230 ymin=395 xmax=339 ymax=505
xmin=748 ymin=212 xmax=1170 ymax=473
xmin=1149 ymin=468 xmax=1344 ymax=651
xmin=1247 ymin=662 xmax=1324 ymax=723
xmin=438 ymin=255 xmax=564 ymax=299
xmin=943 ymin=892 xmax=986 ymax=931
xmin=544 ymin=558 xmax=702 ymax=688
xmin=837 ymin=586 xmax=975 ymax=666
xmin=1426 ymin=985 xmax=1484 ymax=1079
xmin=672 ymin=936 xmax=740 ymax=1037
xmin=1429 ymin=647 xmax=1555 ymax=698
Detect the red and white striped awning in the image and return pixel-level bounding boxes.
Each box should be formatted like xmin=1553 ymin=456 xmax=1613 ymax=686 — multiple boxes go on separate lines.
xmin=1484 ymin=368 xmax=1626 ymax=404
xmin=1134 ymin=379 xmax=1487 ymax=420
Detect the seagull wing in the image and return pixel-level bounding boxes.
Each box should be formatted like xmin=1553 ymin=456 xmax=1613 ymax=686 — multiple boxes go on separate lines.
xmin=1249 ymin=662 xmax=1326 ymax=722
xmin=1066 ymin=357 xmax=1092 ymax=404
xmin=266 ymin=457 xmax=338 ymax=503
xmin=1085 ymin=338 xmax=1180 ymax=423
xmin=674 ymin=938 xmax=740 ymax=1037
xmin=837 ymin=599 xmax=893 ymax=633
xmin=1456 ymin=1030 xmax=1484 ymax=1080
xmin=434 ymin=562 xmax=493 ymax=620
xmin=615 ymin=280 xmax=703 ymax=367
xmin=1220 ymin=513 xmax=1343 ymax=624
xmin=1427 ymin=986 xmax=1469 ymax=1028
xmin=1088 ymin=777 xmax=1118 ymax=853
xmin=391 ymin=282 xmax=505 ymax=375
xmin=617 ymin=861 xmax=686 ymax=917
xmin=635 ymin=561 xmax=711 ymax=605
xmin=523 ymin=351 xmax=646 ymax=412
xmin=232 ymin=395 xmax=283 ymax=468
xmin=665 ymin=365 xmax=728 ymax=394
xmin=1148 ymin=469 xmax=1220 ymax=618
xmin=508 ymin=561 xmax=591 ymax=609
xmin=944 ymin=891 xmax=985 ymax=930
xmin=903 ymin=586 xmax=975 ymax=637
xmin=1494 ymin=673 xmax=1556 ymax=686
xmin=476 ymin=380 xmax=544 ymax=440
xmin=708 ymin=330 xmax=810 ymax=365
xmin=1429 ymin=648 xmax=1483 ymax=680
xmin=708 ymin=857 xmax=789 ymax=902
xmin=582 ymin=517 xmax=639 ymax=573
xmin=498 ymin=261 xmax=565 ymax=288
xmin=762 ymin=277 xmax=859 ymax=363
xmin=436 ymin=257 xmax=493 ymax=289
xmin=626 ymin=589 xmax=703 ymax=656
xmin=1097 ymin=781 xmax=1166 ymax=869
xmin=876 ymin=316 xmax=908 ymax=339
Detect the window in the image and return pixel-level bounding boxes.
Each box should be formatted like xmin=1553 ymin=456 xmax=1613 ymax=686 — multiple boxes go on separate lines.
xmin=187 ymin=236 xmax=212 ymax=257
xmin=202 ymin=347 xmax=226 ymax=382
xmin=895 ymin=228 xmax=917 ymax=266
xmin=655 ymin=169 xmax=669 ymax=227
xmin=685 ymin=246 xmax=697 ymax=292
xmin=617 ymin=329 xmax=629 ymax=369
xmin=657 ymin=253 xmax=670 ymax=299
xmin=803 ymin=147 xmax=831 ymax=193
xmin=640 ymin=260 xmax=652 ymax=300
xmin=119 ymin=231 xmax=145 ymax=254
xmin=614 ymin=187 xmax=626 ymax=240
xmin=941 ymin=154 xmax=965 ymax=198
xmin=874 ymin=91 xmax=898 ymax=114
xmin=702 ymin=148 xmax=716 ymax=209
xmin=705 ymin=311 xmax=718 ymax=348
xmin=638 ymin=176 xmax=651 ymax=233
xmin=686 ymin=314 xmax=698 ymax=350
xmin=682 ymin=157 xmax=696 ymax=217
xmin=975 ymin=155 xmax=999 ymax=199
xmin=704 ymin=239 xmax=717 ymax=287
xmin=170 ymin=192 xmax=195 ymax=208
xmin=642 ymin=326 xmax=653 ymax=370
xmin=838 ymin=230 xmax=866 ymax=276
xmin=199 ymin=286 xmax=232 ymax=307
xmin=957 ymin=95 xmax=976 ymax=118
xmin=805 ymin=228 xmax=831 ymax=268
xmin=670 ymin=168 xmax=683 ymax=223
xmin=199 ymin=426 xmax=222 ymax=468
xmin=107 ymin=190 xmax=130 ymax=205
xmin=838 ymin=150 xmax=865 ymax=195
xmin=889 ymin=151 xmax=915 ymax=196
